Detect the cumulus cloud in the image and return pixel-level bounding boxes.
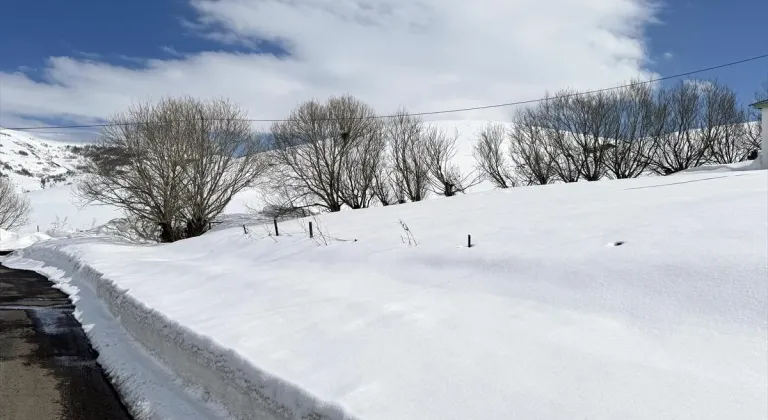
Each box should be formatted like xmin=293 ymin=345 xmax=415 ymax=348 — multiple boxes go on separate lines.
xmin=0 ymin=0 xmax=658 ymax=137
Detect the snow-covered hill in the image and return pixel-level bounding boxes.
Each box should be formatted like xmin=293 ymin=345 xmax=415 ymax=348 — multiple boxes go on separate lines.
xmin=5 ymin=168 xmax=767 ymax=420
xmin=2 ymin=114 xmax=766 ymax=419
xmin=0 ymin=128 xmax=91 ymax=192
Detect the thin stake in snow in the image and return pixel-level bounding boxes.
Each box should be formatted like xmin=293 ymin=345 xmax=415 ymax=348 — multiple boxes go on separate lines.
xmin=309 ymin=221 xmax=314 ymax=238
xmin=468 ymin=234 xmax=472 ymax=248
xmin=274 ymin=219 xmax=279 ymax=236
xmin=243 ymin=225 xmax=248 ymax=235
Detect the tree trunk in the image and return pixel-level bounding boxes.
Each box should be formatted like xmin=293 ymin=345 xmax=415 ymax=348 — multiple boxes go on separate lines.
xmin=185 ymin=217 xmax=209 ymax=238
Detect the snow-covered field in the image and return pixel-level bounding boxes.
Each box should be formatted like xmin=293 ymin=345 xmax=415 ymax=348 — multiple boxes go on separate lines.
xmin=5 ymin=168 xmax=767 ymax=420
xmin=22 ymin=185 xmax=124 ymax=233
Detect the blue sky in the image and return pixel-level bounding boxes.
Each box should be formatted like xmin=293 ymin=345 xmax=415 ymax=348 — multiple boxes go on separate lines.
xmin=645 ymin=0 xmax=767 ymax=101
xmin=0 ymin=0 xmax=766 ymax=136
xmin=1 ymin=0 xmax=283 ymax=73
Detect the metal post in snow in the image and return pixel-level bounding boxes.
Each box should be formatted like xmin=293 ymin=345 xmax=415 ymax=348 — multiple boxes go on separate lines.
xmin=309 ymin=221 xmax=314 ymax=238
xmin=243 ymin=225 xmax=248 ymax=235
xmin=274 ymin=219 xmax=279 ymax=236
xmin=468 ymin=234 xmax=472 ymax=248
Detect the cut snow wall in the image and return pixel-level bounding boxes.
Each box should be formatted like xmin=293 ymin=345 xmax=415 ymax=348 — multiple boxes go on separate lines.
xmin=9 ymin=243 xmax=355 ymax=420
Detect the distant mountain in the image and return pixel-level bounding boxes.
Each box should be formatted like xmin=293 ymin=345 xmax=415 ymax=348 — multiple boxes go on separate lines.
xmin=0 ymin=128 xmax=91 ymax=192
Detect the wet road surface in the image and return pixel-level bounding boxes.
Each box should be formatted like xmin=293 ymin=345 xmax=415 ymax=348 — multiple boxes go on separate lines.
xmin=0 ymin=253 xmax=133 ymax=420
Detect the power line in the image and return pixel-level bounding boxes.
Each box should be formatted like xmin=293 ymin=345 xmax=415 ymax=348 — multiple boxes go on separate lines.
xmin=4 ymin=52 xmax=767 ymax=132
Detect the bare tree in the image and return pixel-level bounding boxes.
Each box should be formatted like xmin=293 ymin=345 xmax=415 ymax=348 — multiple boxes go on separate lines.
xmin=257 ymin=180 xmax=315 ymax=220
xmin=647 ymin=82 xmax=709 ymax=174
xmin=78 ymin=97 xmax=269 ymax=242
xmin=523 ymin=95 xmax=582 ymax=183
xmin=549 ymin=90 xmax=618 ymax=181
xmin=79 ymin=100 xmax=189 ymax=242
xmin=336 ymin=99 xmax=386 ymax=209
xmin=423 ymin=127 xmax=479 ymax=196
xmin=473 ymin=123 xmax=516 ymax=188
xmin=0 ymin=177 xmax=31 ymax=231
xmin=702 ymin=82 xmax=749 ymax=164
xmin=606 ymin=83 xmax=664 ymax=179
xmin=371 ymin=160 xmax=405 ymax=206
xmin=385 ymin=109 xmax=430 ymax=202
xmin=270 ymin=95 xmax=380 ymax=212
xmin=507 ymin=114 xmax=558 ymax=186
xmin=179 ymin=99 xmax=271 ymax=237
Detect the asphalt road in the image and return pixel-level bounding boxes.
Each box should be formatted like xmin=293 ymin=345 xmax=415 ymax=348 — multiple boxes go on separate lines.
xmin=0 ymin=255 xmax=133 ymax=420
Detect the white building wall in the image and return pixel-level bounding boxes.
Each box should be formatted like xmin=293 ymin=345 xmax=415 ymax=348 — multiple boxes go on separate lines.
xmin=762 ymin=108 xmax=768 ymax=168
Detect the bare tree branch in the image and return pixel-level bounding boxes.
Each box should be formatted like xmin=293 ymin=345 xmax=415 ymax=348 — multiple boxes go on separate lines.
xmin=423 ymin=126 xmax=480 ymax=196
xmin=335 ymin=98 xmax=386 ymax=209
xmin=529 ymin=94 xmax=582 ymax=182
xmin=605 ymin=83 xmax=663 ymax=179
xmin=77 ymin=97 xmax=269 ymax=242
xmin=371 ymin=159 xmax=405 ymax=206
xmin=647 ymin=81 xmax=710 ymax=174
xmin=507 ymin=115 xmax=558 ymax=186
xmin=473 ymin=123 xmax=516 ymax=188
xmin=385 ymin=108 xmax=430 ymax=202
xmin=702 ymin=82 xmax=749 ymax=164
xmin=0 ymin=177 xmax=31 ymax=231
xmin=270 ymin=95 xmax=380 ymax=212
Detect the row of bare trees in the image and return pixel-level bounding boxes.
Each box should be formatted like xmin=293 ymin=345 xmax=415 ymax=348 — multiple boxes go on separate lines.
xmin=475 ymin=80 xmax=764 ymax=188
xmin=79 ymin=79 xmax=764 ymax=242
xmin=263 ymin=97 xmax=479 ymax=216
xmin=78 ymin=96 xmax=475 ymax=242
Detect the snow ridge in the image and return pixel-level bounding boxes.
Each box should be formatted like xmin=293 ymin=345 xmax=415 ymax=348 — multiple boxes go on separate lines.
xmin=4 ymin=244 xmax=231 ymax=420
xmin=5 ymin=242 xmax=358 ymax=420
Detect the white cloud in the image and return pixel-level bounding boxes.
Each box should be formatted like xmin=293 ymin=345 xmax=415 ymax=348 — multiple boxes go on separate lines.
xmin=663 ymin=51 xmax=674 ymax=60
xmin=160 ymin=46 xmax=183 ymax=57
xmin=683 ymin=79 xmax=714 ymax=90
xmin=0 ymin=0 xmax=658 ymax=138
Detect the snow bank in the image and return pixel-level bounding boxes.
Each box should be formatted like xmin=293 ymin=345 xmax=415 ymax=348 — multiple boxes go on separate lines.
xmin=680 ymin=158 xmax=764 ymax=174
xmin=0 ymin=228 xmax=51 ymax=250
xmin=4 ymin=243 xmax=232 ymax=420
xmin=6 ymin=170 xmax=767 ymax=420
xmin=5 ymin=241 xmax=339 ymax=420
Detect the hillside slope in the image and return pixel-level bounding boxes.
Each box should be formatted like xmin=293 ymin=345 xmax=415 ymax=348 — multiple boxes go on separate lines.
xmin=5 ymin=169 xmax=767 ymax=420
xmin=0 ymin=128 xmax=89 ymax=192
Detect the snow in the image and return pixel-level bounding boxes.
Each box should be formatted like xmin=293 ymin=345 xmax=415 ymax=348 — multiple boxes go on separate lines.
xmin=0 ymin=128 xmax=88 ymax=192
xmin=0 ymin=128 xmax=114 ymax=236
xmin=4 ymin=168 xmax=767 ymax=420
xmin=20 ymin=184 xmax=123 ymax=235
xmin=4 ymin=245 xmax=232 ymax=420
xmin=680 ymin=158 xmax=764 ymax=173
xmin=0 ymin=228 xmax=51 ymax=250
